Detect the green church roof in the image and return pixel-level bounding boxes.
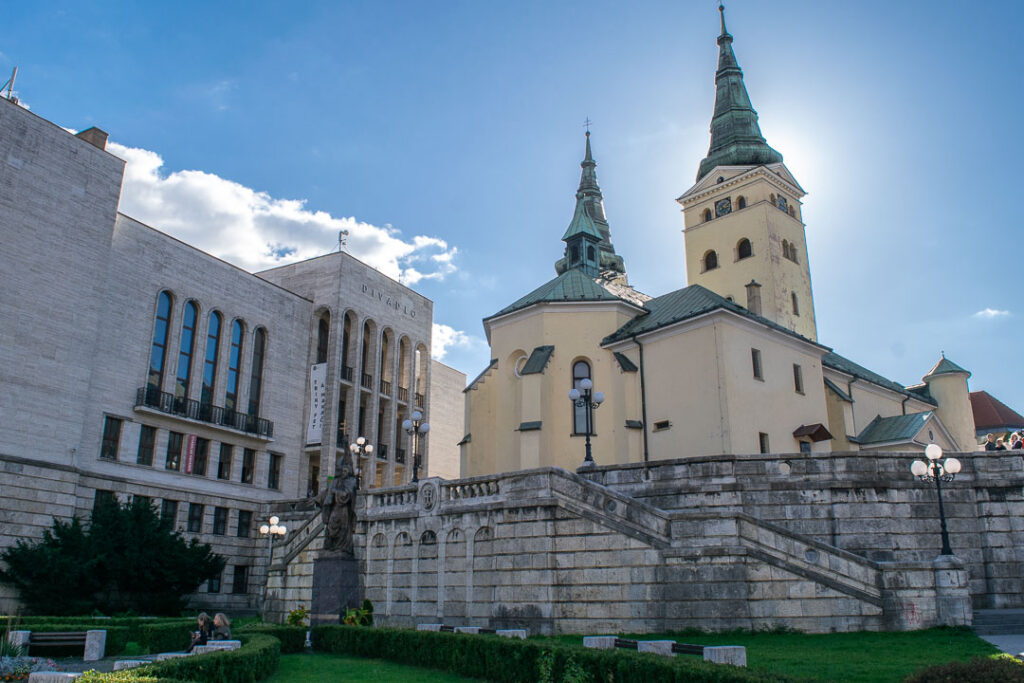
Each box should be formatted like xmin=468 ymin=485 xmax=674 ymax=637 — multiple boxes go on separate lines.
xmin=696 ymin=5 xmax=784 ymax=181
xmin=485 ymin=268 xmax=637 ymax=322
xmin=821 ymin=352 xmax=938 ymax=406
xmin=924 ymin=355 xmax=971 ymax=379
xmin=561 ymin=194 xmax=603 ymax=242
xmin=857 ymin=412 xmax=933 ymax=445
xmin=602 ymin=283 xmax=826 ymax=348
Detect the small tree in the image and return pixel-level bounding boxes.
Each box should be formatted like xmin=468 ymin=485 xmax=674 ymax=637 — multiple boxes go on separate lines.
xmin=0 ymin=498 xmax=225 ymax=615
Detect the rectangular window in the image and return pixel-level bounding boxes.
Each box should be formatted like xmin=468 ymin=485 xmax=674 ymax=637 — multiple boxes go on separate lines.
xmin=212 ymin=506 xmax=228 ymax=535
xmin=751 ymin=348 xmax=763 ymax=380
xmin=759 ymin=432 xmax=770 ymax=454
xmin=231 ymin=565 xmax=249 ymax=594
xmin=799 ymin=441 xmax=812 ymax=454
xmin=791 ymin=291 xmax=800 ymax=316
xmin=93 ymin=489 xmax=116 ymax=512
xmin=793 ymin=364 xmax=804 ymax=394
xmin=187 ymin=503 xmax=204 ymax=533
xmin=193 ymin=438 xmax=210 ymax=476
xmin=208 ymin=571 xmax=222 ymax=594
xmin=268 ymin=453 xmax=282 ymax=490
xmin=217 ymin=443 xmax=233 ymax=480
xmin=100 ymin=416 xmax=123 ymax=460
xmin=161 ymin=499 xmax=178 ymax=526
xmin=166 ymin=431 xmax=183 ymax=471
xmin=653 ymin=420 xmax=671 ymax=432
xmin=241 ymin=448 xmax=255 ymax=484
xmin=133 ymin=495 xmax=151 ymax=509
xmin=136 ymin=425 xmax=156 ymax=466
xmin=237 ymin=510 xmax=252 ymax=538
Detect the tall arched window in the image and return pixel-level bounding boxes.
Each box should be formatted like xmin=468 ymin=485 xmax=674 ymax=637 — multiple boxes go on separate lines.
xmin=703 ymin=250 xmax=718 ymax=272
xmin=201 ymin=311 xmax=221 ymax=408
xmin=587 ymin=245 xmax=596 ymax=262
xmin=791 ymin=292 xmax=800 ymax=316
xmin=175 ymin=301 xmax=198 ymax=405
xmin=737 ymin=196 xmax=747 ymax=210
xmin=737 ymin=238 xmax=753 ymax=260
xmin=147 ymin=291 xmax=173 ymax=395
xmin=570 ymin=244 xmax=580 ymax=263
xmin=225 ymin=320 xmax=244 ymax=412
xmin=782 ymin=240 xmax=791 ymax=260
xmin=572 ymin=360 xmax=591 ymax=435
xmin=702 ymin=208 xmax=713 ymax=222
xmin=316 ymin=315 xmax=330 ymax=364
xmin=248 ymin=328 xmax=266 ymax=416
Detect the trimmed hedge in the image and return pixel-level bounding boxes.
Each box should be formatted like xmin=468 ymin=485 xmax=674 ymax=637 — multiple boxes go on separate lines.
xmin=237 ymin=623 xmax=307 ymax=654
xmin=77 ymin=633 xmax=280 ymax=683
xmin=138 ymin=622 xmax=197 ymax=655
xmin=1 ymin=617 xmax=192 ymax=651
xmin=903 ymin=654 xmax=1024 ymax=683
xmin=311 ymin=626 xmax=795 ymax=683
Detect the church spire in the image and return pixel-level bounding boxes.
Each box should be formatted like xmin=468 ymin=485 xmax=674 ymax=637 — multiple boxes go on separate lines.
xmin=696 ymin=3 xmax=783 ymax=181
xmin=556 ymin=131 xmax=627 ymax=281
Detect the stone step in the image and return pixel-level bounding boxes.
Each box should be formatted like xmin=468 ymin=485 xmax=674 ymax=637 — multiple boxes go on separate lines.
xmin=972 ymin=609 xmax=1024 ymax=634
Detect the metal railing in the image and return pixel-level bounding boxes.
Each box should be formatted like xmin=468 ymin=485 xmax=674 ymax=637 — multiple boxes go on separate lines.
xmin=341 ymin=366 xmax=354 ymax=382
xmin=361 ymin=373 xmax=373 ymax=389
xmin=135 ymin=386 xmax=273 ymax=438
xmin=415 ymin=392 xmax=425 ymax=406
xmin=397 ymin=386 xmax=409 ymax=402
xmin=396 ymin=448 xmax=406 ymax=464
xmin=377 ymin=444 xmax=388 ymax=459
xmin=380 ymin=380 xmax=391 ymax=395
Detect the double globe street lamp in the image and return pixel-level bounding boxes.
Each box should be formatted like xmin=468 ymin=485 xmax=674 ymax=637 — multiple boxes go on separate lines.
xmin=911 ymin=443 xmax=961 ymax=556
xmin=259 ymin=516 xmax=287 ymax=612
xmin=569 ymin=378 xmax=603 ymax=468
xmin=403 ymin=411 xmax=429 ymax=483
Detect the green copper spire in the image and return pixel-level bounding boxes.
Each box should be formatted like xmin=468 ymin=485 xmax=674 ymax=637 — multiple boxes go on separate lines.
xmin=555 ymin=131 xmax=627 ymax=280
xmin=696 ymin=3 xmax=783 ymax=181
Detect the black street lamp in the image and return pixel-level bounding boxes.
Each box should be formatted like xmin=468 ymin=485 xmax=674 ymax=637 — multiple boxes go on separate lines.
xmin=569 ymin=378 xmax=604 ymax=467
xmin=348 ymin=436 xmax=373 ymax=488
xmin=911 ymin=443 xmax=962 ymax=556
xmin=403 ymin=410 xmax=430 ymax=483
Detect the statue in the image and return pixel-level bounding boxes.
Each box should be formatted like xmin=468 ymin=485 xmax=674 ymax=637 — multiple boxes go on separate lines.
xmin=317 ymin=452 xmax=358 ymax=555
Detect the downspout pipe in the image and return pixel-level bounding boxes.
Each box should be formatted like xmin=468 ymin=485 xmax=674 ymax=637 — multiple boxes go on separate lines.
xmin=632 ymin=335 xmax=650 ymax=465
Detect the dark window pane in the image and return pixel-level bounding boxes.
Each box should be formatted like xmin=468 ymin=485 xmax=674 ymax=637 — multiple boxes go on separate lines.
xmin=148 ymin=292 xmax=173 ymax=390
xmin=231 ymin=565 xmax=249 ymax=594
xmin=225 ymin=320 xmax=244 ymax=411
xmin=208 ymin=571 xmax=221 ymax=593
xmin=268 ymin=453 xmax=282 ymax=490
xmin=241 ymin=448 xmax=255 ymax=484
xmin=187 ymin=503 xmax=203 ymax=533
xmin=165 ymin=431 xmax=183 ymax=470
xmin=202 ymin=312 xmax=222 ymax=406
xmin=213 ymin=507 xmax=228 ymax=535
xmin=316 ymin=317 xmax=329 ymax=364
xmin=161 ymin=499 xmax=178 ymax=526
xmin=100 ymin=417 xmax=122 ymax=460
xmin=217 ymin=443 xmax=233 ymax=480
xmin=137 ymin=425 xmax=156 ymax=465
xmin=193 ymin=438 xmax=209 ymax=476
xmin=248 ymin=328 xmax=266 ymax=416
xmin=175 ymin=301 xmax=197 ymax=403
xmin=237 ymin=510 xmax=252 ymax=538
xmin=93 ymin=490 xmax=116 ymax=513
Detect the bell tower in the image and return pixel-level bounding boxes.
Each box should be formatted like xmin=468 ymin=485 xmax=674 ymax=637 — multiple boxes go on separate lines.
xmin=677 ymin=4 xmax=817 ymax=342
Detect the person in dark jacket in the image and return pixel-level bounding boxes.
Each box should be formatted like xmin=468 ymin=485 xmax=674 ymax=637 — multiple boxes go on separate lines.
xmin=212 ymin=613 xmax=232 ymax=640
xmin=186 ymin=612 xmax=213 ymax=652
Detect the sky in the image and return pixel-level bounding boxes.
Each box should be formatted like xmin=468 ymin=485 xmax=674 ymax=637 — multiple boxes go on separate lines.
xmin=3 ymin=0 xmax=1022 ymax=414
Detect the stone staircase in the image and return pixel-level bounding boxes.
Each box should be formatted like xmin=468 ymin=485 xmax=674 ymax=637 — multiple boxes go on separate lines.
xmin=973 ymin=609 xmax=1024 ymax=635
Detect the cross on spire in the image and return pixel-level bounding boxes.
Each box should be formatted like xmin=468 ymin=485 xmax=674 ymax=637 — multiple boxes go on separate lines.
xmin=583 ymin=117 xmax=592 ymax=133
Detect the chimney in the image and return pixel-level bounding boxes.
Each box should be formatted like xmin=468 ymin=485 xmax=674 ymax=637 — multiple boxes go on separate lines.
xmin=745 ymin=279 xmax=762 ymax=316
xmin=75 ymin=127 xmax=108 ymax=151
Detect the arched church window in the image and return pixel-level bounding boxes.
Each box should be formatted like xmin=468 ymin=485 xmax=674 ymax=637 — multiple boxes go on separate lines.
xmin=703 ymin=250 xmax=718 ymax=272
xmin=571 ymin=245 xmax=580 ymax=263
xmin=791 ymin=292 xmax=800 ymax=316
xmin=702 ymin=208 xmax=712 ymax=222
xmin=737 ymin=196 xmax=747 ymax=210
xmin=572 ymin=360 xmax=591 ymax=435
xmin=316 ymin=314 xmax=330 ymax=364
xmin=587 ymin=245 xmax=596 ymax=262
xmin=737 ymin=238 xmax=752 ymax=260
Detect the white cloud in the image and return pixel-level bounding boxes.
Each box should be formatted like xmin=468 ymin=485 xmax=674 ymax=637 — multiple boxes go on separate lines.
xmin=973 ymin=308 xmax=1011 ymax=319
xmin=108 ymin=141 xmax=458 ymax=280
xmin=432 ymin=323 xmax=486 ymax=361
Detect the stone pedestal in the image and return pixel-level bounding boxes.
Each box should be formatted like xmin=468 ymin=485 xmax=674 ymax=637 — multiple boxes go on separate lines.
xmin=637 ymin=640 xmax=674 ymax=656
xmin=311 ymin=553 xmax=360 ymax=625
xmin=83 ymin=630 xmax=106 ymax=661
xmin=704 ymin=646 xmax=747 ymax=667
xmin=933 ymin=554 xmax=972 ymax=626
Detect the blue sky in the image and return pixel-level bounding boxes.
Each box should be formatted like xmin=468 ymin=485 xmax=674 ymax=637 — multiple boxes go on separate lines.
xmin=4 ymin=0 xmax=1022 ymax=415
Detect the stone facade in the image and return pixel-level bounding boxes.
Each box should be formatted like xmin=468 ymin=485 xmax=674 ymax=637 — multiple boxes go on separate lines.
xmin=0 ymin=96 xmax=447 ymax=615
xmin=261 ymin=449 xmax=1022 ymax=633
xmin=427 ymin=360 xmax=466 ymax=480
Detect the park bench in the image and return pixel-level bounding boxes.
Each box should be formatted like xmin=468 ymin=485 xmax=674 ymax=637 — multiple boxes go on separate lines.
xmin=22 ymin=630 xmax=106 ymax=661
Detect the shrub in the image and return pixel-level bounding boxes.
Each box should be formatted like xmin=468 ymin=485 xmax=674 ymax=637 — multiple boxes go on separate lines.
xmin=903 ymin=654 xmax=1024 ymax=683
xmin=311 ymin=626 xmax=794 ymax=683
xmin=285 ymin=605 xmax=309 ymax=627
xmin=0 ymin=499 xmax=224 ymax=615
xmin=237 ymin=623 xmax=307 ymax=654
xmin=138 ymin=622 xmax=196 ymax=654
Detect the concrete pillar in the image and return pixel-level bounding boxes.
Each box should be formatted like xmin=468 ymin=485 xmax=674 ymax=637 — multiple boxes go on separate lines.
xmin=933 ymin=555 xmax=972 ymax=626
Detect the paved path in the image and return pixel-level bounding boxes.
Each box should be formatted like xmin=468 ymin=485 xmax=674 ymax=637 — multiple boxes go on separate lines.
xmin=980 ymin=634 xmax=1024 ymax=656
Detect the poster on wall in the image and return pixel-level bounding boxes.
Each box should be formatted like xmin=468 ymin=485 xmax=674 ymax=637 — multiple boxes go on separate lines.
xmin=306 ymin=363 xmax=327 ymax=444
xmin=184 ymin=434 xmax=197 ymax=474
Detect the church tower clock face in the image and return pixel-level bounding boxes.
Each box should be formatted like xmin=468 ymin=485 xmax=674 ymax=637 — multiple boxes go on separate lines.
xmin=715 ymin=197 xmax=732 ymax=217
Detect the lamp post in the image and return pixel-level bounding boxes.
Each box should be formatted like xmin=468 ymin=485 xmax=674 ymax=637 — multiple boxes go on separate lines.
xmin=402 ymin=410 xmax=430 ymax=483
xmin=348 ymin=436 xmax=373 ymax=487
xmin=911 ymin=444 xmax=961 ymax=556
xmin=259 ymin=515 xmax=287 ymax=614
xmin=569 ymin=378 xmax=604 ymax=467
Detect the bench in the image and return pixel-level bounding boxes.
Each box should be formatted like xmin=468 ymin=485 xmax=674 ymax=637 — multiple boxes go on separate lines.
xmin=27 ymin=630 xmax=106 ymax=661
xmin=583 ymin=636 xmax=746 ymax=667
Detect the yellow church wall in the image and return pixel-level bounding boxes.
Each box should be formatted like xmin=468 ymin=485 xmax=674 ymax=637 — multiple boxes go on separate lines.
xmin=824 ymin=389 xmax=855 ymax=450
xmin=923 ymin=373 xmax=977 ymax=451
xmin=715 ymin=318 xmax=830 ymax=454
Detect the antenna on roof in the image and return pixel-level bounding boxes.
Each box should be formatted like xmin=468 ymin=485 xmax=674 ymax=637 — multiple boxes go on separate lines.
xmin=337 ymin=229 xmax=349 ymax=252
xmin=1 ymin=67 xmax=19 ymax=104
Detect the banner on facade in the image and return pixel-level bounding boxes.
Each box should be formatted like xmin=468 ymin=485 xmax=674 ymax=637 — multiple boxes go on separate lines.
xmin=306 ymin=362 xmax=328 ymax=444
xmin=184 ymin=434 xmax=197 ymax=474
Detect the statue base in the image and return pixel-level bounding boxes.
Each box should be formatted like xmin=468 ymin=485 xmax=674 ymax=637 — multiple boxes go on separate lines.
xmin=311 ymin=553 xmax=361 ymax=625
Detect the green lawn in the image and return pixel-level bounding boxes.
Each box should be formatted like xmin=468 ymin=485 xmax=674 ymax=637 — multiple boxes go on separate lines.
xmin=264 ymin=653 xmax=482 ymax=682
xmin=537 ymin=627 xmax=1001 ymax=683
